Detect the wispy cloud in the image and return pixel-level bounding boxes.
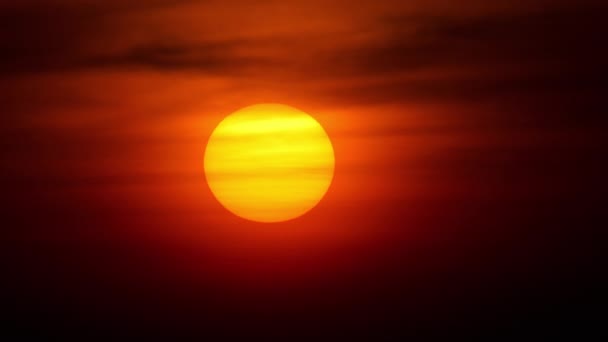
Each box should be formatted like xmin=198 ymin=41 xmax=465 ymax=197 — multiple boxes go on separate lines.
xmin=1 ymin=0 xmax=604 ymax=193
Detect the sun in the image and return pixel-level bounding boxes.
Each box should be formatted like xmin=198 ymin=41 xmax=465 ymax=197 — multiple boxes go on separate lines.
xmin=204 ymin=103 xmax=335 ymax=223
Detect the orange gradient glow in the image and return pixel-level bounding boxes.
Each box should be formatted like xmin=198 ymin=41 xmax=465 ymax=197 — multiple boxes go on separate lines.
xmin=204 ymin=104 xmax=335 ymax=223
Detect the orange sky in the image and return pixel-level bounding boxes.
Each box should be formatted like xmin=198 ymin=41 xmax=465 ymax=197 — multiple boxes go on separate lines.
xmin=3 ymin=0 xmax=603 ymax=264
xmin=1 ymin=1 xmax=605 ymax=336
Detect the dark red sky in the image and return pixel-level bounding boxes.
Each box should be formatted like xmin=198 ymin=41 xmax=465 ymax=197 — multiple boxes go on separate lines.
xmin=1 ymin=0 xmax=605 ymax=339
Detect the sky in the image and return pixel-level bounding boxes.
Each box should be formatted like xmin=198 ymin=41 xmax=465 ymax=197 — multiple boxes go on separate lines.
xmin=1 ymin=0 xmax=605 ymax=338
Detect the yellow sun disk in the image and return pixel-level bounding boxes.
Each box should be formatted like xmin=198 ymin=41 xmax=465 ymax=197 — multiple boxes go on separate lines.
xmin=204 ymin=104 xmax=335 ymax=223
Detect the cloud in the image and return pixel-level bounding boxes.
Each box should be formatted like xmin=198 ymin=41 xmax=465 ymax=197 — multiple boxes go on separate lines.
xmin=2 ymin=1 xmax=604 ymax=151
xmin=3 ymin=1 xmax=603 ymax=82
xmin=0 ymin=1 xmax=206 ymax=75
xmin=312 ymin=3 xmax=606 ymax=118
xmin=1 ymin=1 xmax=605 ymax=130
xmin=83 ymin=40 xmax=275 ymax=74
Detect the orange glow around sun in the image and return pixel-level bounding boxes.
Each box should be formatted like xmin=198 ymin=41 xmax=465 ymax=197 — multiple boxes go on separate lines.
xmin=204 ymin=104 xmax=335 ymax=223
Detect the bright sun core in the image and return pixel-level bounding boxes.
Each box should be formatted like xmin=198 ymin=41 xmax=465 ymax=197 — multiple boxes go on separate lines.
xmin=204 ymin=103 xmax=335 ymax=223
